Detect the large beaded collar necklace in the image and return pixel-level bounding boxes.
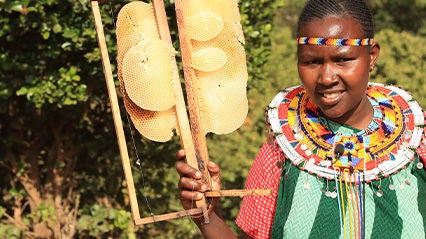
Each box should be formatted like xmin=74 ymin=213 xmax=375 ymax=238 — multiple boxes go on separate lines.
xmin=267 ymin=83 xmax=424 ymax=182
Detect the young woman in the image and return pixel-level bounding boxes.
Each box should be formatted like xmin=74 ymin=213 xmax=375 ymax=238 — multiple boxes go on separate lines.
xmin=176 ymin=0 xmax=426 ymax=238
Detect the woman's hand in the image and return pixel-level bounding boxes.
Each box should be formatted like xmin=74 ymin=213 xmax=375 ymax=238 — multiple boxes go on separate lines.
xmin=175 ymin=149 xmax=221 ymax=216
xmin=175 ymin=149 xmax=242 ymax=238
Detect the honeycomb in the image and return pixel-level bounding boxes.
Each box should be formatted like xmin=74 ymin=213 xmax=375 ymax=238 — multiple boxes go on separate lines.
xmin=191 ymin=47 xmax=227 ymax=72
xmin=187 ymin=11 xmax=224 ymax=42
xmin=122 ymin=39 xmax=175 ymax=111
xmin=116 ymin=1 xmax=177 ymax=142
xmin=182 ymin=0 xmax=248 ymax=135
xmin=115 ymin=0 xmax=248 ymax=141
xmin=124 ymin=97 xmax=177 ymax=142
xmin=116 ymin=1 xmax=158 ymax=87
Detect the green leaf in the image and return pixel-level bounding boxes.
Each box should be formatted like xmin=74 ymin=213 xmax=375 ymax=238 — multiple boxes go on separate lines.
xmin=42 ymin=31 xmax=50 ymax=40
xmin=0 ymin=206 xmax=4 ymax=218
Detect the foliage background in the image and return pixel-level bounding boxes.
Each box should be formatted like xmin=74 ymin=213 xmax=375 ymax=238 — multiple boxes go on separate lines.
xmin=0 ymin=0 xmax=424 ymax=238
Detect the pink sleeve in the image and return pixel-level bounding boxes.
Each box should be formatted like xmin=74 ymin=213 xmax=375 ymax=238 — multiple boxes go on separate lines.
xmin=236 ymin=142 xmax=282 ymax=239
xmin=415 ymin=112 xmax=426 ymax=166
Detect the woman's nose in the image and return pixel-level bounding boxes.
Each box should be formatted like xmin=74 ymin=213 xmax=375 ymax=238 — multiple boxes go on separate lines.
xmin=318 ymin=63 xmax=338 ymax=85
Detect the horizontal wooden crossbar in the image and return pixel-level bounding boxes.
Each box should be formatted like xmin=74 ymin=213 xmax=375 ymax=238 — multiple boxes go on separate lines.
xmin=135 ymin=189 xmax=272 ymax=225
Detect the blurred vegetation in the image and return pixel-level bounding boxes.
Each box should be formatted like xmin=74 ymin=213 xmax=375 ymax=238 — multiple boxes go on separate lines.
xmin=0 ymin=0 xmax=424 ymax=238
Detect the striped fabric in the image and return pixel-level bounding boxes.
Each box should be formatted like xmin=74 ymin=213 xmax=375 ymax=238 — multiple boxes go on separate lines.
xmin=271 ymin=158 xmax=426 ymax=239
xmin=237 ymin=143 xmax=426 ymax=239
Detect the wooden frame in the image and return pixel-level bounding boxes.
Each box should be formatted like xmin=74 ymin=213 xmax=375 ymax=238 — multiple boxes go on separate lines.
xmin=90 ymin=0 xmax=271 ymax=225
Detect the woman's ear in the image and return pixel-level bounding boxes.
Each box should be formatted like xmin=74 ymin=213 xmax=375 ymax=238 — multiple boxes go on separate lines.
xmin=369 ymin=42 xmax=380 ymax=72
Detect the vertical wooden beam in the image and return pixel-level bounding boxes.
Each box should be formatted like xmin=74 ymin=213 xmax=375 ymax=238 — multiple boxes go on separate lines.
xmin=90 ymin=0 xmax=141 ymax=222
xmin=152 ymin=0 xmax=210 ymax=223
xmin=174 ymin=0 xmax=212 ymax=188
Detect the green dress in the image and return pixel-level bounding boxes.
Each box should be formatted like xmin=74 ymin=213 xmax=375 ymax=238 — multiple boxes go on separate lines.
xmin=271 ymin=124 xmax=426 ymax=239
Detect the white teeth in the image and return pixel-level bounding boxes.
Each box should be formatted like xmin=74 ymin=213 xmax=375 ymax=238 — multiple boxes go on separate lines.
xmin=323 ymin=93 xmax=339 ymax=99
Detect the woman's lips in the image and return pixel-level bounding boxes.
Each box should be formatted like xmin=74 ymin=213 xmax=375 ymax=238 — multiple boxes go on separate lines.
xmin=319 ymin=91 xmax=344 ymax=105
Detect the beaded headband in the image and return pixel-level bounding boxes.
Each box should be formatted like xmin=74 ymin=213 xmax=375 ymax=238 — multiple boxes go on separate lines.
xmin=297 ymin=37 xmax=374 ymax=46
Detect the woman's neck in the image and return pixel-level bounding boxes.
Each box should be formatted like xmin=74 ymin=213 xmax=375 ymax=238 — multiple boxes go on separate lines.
xmin=325 ymin=96 xmax=373 ymax=130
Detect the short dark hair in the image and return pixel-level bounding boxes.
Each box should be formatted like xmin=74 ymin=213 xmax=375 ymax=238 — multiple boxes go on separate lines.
xmin=297 ymin=0 xmax=375 ymax=38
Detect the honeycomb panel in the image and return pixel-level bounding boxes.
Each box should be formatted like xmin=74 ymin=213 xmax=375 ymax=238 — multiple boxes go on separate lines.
xmin=116 ymin=1 xmax=177 ymax=142
xmin=124 ymin=95 xmax=176 ymax=142
xmin=184 ymin=0 xmax=248 ymax=135
xmin=191 ymin=47 xmax=227 ymax=72
xmin=122 ymin=39 xmax=175 ymax=111
xmin=198 ymin=78 xmax=248 ymax=134
xmin=115 ymin=0 xmax=248 ymax=140
xmin=187 ymin=11 xmax=224 ymax=41
xmin=116 ymin=1 xmax=158 ymax=86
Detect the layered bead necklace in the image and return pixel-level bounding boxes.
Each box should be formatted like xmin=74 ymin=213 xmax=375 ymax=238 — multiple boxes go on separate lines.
xmin=267 ymin=83 xmax=424 ymax=239
xmin=267 ymin=83 xmax=423 ymax=182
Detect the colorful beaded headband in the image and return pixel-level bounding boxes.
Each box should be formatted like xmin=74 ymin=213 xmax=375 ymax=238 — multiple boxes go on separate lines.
xmin=297 ymin=37 xmax=374 ymax=46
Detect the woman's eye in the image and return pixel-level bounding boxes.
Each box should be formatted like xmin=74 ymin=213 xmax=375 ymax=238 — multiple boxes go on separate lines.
xmin=336 ymin=58 xmax=353 ymax=64
xmin=303 ymin=59 xmax=321 ymax=65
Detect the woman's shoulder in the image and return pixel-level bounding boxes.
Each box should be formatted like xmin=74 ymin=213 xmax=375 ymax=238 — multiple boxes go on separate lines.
xmin=368 ymin=82 xmax=423 ymax=106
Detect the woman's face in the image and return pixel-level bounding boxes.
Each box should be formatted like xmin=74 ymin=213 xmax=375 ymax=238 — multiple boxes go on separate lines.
xmin=297 ymin=16 xmax=380 ymax=127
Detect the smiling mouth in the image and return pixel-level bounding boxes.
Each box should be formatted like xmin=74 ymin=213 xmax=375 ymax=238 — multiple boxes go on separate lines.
xmin=318 ymin=91 xmax=344 ymax=105
xmin=322 ymin=92 xmax=341 ymax=99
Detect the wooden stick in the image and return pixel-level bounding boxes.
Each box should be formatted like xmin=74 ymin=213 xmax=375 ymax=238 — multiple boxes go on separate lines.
xmin=205 ymin=189 xmax=272 ymax=198
xmin=134 ymin=189 xmax=273 ymax=224
xmin=135 ymin=208 xmax=203 ymax=225
xmin=152 ymin=0 xmax=209 ymax=223
xmin=90 ymin=0 xmax=141 ymax=221
xmin=174 ymin=0 xmax=212 ymax=188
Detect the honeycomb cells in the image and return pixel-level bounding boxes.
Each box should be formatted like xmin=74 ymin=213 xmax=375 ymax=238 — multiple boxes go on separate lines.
xmin=116 ymin=1 xmax=177 ymax=142
xmin=191 ymin=47 xmax=227 ymax=72
xmin=187 ymin=11 xmax=224 ymax=41
xmin=122 ymin=39 xmax=175 ymax=111
xmin=115 ymin=1 xmax=158 ymax=84
xmin=198 ymin=78 xmax=248 ymax=134
xmin=185 ymin=0 xmax=248 ymax=135
xmin=115 ymin=0 xmax=248 ymax=141
xmin=124 ymin=96 xmax=177 ymax=143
